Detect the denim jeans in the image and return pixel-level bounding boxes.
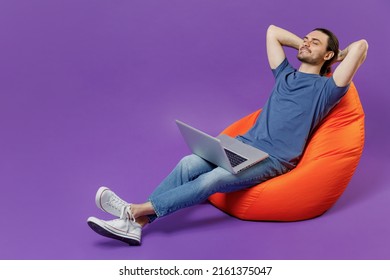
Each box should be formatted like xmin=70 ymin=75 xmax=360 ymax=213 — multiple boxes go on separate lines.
xmin=147 ymin=154 xmax=289 ymax=222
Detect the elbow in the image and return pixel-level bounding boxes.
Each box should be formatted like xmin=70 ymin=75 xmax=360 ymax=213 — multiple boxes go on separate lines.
xmin=350 ymin=39 xmax=368 ymax=61
xmin=268 ymin=24 xmax=277 ymax=30
xmin=357 ymin=39 xmax=369 ymax=53
xmin=267 ymin=24 xmax=278 ymax=33
xmin=358 ymin=39 xmax=369 ymax=60
xmin=267 ymin=24 xmax=278 ymax=35
xmin=267 ymin=25 xmax=280 ymax=41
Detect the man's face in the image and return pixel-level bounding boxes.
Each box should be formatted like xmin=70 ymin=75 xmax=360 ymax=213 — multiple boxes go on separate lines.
xmin=297 ymin=30 xmax=330 ymax=65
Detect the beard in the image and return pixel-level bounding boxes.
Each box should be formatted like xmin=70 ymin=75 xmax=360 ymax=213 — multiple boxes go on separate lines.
xmin=297 ymin=49 xmax=324 ymax=66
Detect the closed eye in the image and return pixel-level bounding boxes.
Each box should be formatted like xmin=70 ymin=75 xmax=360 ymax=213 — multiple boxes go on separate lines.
xmin=303 ymin=36 xmax=322 ymax=45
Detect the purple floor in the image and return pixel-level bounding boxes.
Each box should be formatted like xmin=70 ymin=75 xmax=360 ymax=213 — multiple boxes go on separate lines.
xmin=1 ymin=0 xmax=389 ymax=260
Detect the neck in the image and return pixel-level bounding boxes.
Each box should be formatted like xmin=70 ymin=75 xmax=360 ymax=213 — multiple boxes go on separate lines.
xmin=298 ymin=63 xmax=322 ymax=75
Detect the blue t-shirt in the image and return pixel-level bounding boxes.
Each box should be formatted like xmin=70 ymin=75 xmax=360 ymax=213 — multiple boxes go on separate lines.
xmin=237 ymin=59 xmax=349 ymax=169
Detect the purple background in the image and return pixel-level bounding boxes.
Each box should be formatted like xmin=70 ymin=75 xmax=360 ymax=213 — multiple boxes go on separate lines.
xmin=1 ymin=0 xmax=389 ymax=260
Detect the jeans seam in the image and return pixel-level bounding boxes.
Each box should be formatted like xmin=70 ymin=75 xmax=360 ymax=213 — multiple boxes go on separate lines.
xmin=217 ymin=174 xmax=265 ymax=190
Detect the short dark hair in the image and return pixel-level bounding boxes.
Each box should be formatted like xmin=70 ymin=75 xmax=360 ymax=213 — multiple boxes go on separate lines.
xmin=313 ymin=28 xmax=339 ymax=76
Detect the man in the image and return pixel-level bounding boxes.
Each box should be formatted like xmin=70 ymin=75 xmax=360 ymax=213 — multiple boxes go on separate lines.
xmin=87 ymin=25 xmax=368 ymax=245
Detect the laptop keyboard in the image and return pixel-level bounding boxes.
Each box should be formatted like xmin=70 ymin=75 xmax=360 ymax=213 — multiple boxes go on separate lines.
xmin=224 ymin=149 xmax=247 ymax=167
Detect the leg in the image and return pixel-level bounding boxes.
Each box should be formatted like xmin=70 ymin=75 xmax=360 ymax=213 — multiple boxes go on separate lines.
xmin=87 ymin=155 xmax=217 ymax=245
xmin=91 ymin=155 xmax=215 ymax=226
xmin=87 ymin=156 xmax=288 ymax=245
xmin=140 ymin=154 xmax=215 ymax=222
xmin=149 ymin=154 xmax=216 ymax=198
xmin=147 ymin=156 xmax=288 ymax=220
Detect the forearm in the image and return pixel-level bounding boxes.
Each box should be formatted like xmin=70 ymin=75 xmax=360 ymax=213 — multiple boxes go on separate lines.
xmin=266 ymin=25 xmax=303 ymax=69
xmin=337 ymin=39 xmax=368 ymax=63
xmin=267 ymin=25 xmax=303 ymax=50
xmin=333 ymin=39 xmax=368 ymax=87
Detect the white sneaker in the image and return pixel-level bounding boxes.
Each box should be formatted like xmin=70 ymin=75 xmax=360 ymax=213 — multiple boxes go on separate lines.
xmin=95 ymin=186 xmax=129 ymax=218
xmin=87 ymin=216 xmax=142 ymax=246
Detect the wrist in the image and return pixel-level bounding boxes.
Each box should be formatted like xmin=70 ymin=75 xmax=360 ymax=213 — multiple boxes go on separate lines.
xmin=337 ymin=48 xmax=348 ymax=62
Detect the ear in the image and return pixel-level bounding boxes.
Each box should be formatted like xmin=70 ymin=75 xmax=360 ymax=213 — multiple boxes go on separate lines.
xmin=324 ymin=51 xmax=335 ymax=61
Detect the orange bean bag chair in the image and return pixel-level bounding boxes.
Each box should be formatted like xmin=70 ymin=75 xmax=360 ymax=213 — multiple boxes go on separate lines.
xmin=208 ymin=82 xmax=364 ymax=221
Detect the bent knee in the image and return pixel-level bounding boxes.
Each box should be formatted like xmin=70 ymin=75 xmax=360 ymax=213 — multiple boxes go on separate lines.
xmin=178 ymin=154 xmax=215 ymax=173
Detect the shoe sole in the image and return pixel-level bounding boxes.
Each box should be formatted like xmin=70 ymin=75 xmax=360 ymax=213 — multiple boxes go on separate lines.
xmin=87 ymin=217 xmax=141 ymax=246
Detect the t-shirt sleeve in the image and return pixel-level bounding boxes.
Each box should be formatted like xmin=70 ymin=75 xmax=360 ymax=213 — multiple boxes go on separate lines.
xmin=272 ymin=58 xmax=292 ymax=79
xmin=324 ymin=76 xmax=350 ymax=106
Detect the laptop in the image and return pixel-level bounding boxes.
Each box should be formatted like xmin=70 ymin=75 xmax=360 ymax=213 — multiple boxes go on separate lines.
xmin=176 ymin=120 xmax=269 ymax=174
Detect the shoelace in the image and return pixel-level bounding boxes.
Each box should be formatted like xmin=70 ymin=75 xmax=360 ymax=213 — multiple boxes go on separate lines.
xmin=119 ymin=205 xmax=136 ymax=223
xmin=106 ymin=196 xmax=127 ymax=212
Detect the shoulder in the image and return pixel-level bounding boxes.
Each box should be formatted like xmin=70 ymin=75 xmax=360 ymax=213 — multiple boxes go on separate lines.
xmin=324 ymin=75 xmax=350 ymax=91
xmin=319 ymin=76 xmax=350 ymax=104
xmin=272 ymin=58 xmax=294 ymax=78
